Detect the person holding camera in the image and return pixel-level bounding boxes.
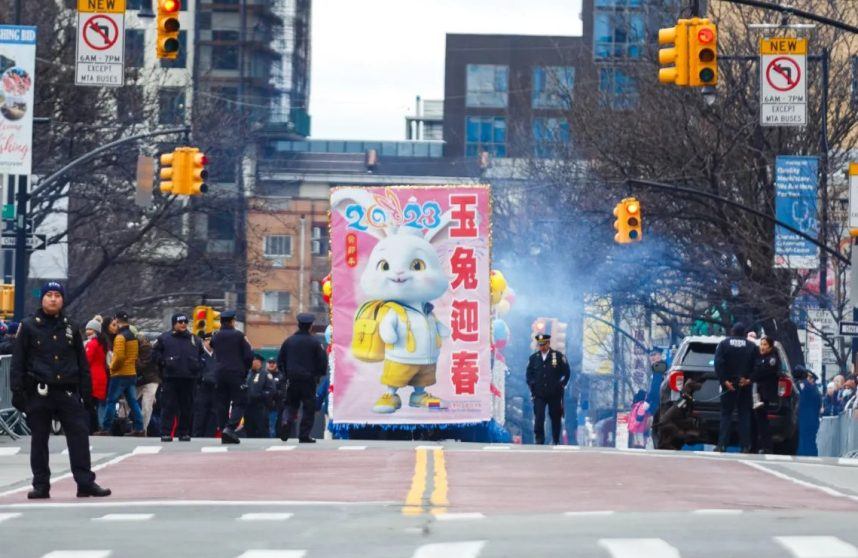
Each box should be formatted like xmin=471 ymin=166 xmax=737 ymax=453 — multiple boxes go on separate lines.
xmin=10 ymin=282 xmax=111 ymax=499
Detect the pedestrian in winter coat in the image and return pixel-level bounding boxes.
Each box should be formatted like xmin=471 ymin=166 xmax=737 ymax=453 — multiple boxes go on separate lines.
xmin=192 ymin=333 xmax=219 ymax=437
xmin=277 ymin=313 xmax=328 ymax=443
xmin=98 ymin=311 xmax=145 ymax=436
xmin=84 ymin=319 xmax=109 ymax=432
xmin=713 ymin=322 xmax=757 ymax=452
xmin=797 ymin=367 xmax=821 ymax=456
xmin=751 ymin=336 xmax=780 ymax=454
xmin=135 ymin=333 xmax=161 ymax=434
xmin=212 ymin=310 xmax=254 ymax=444
xmin=526 ymin=333 xmax=571 ymax=445
xmin=10 ymin=281 xmax=111 ymax=499
xmin=153 ymin=313 xmax=204 ymax=442
xmin=244 ymin=354 xmax=276 ymax=438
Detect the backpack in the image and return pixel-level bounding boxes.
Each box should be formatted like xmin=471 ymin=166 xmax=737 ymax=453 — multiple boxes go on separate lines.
xmin=351 ymin=301 xmax=415 ymax=362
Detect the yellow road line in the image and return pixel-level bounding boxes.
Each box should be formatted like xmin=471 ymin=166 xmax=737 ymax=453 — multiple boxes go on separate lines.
xmin=430 ymin=448 xmax=449 ymax=514
xmin=402 ymin=448 xmax=428 ymax=515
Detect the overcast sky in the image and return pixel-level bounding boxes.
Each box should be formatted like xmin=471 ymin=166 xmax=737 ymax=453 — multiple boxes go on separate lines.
xmin=309 ymin=0 xmax=584 ymax=140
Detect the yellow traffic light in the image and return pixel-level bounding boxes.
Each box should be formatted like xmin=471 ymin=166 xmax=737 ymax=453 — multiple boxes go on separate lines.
xmin=159 ymin=151 xmax=175 ymax=194
xmin=658 ymin=19 xmax=690 ymax=86
xmin=157 ymin=0 xmax=181 ymax=60
xmin=188 ymin=149 xmax=209 ymax=196
xmin=193 ymin=305 xmax=208 ymax=337
xmin=0 ymin=284 xmax=14 ymax=316
xmin=613 ymin=197 xmax=642 ymax=244
xmin=688 ymin=20 xmax=718 ymax=87
xmin=206 ymin=308 xmax=221 ymax=333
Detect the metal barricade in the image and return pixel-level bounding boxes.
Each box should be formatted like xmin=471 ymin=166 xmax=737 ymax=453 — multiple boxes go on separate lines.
xmin=817 ymin=396 xmax=858 ymax=458
xmin=0 ymin=354 xmax=28 ymax=438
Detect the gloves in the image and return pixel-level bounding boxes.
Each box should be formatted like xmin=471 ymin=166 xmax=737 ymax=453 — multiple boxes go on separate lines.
xmin=11 ymin=390 xmax=28 ymax=413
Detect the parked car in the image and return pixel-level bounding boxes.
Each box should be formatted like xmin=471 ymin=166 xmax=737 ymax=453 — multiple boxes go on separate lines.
xmin=652 ymin=335 xmax=799 ymax=454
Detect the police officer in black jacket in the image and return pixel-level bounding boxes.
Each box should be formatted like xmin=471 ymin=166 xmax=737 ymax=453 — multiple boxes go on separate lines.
xmin=212 ymin=310 xmax=253 ymax=444
xmin=244 ymin=354 xmax=277 ymax=438
xmin=278 ymin=313 xmax=328 ymax=443
xmin=751 ymin=335 xmax=780 ymax=454
xmin=153 ymin=313 xmax=205 ymax=442
xmin=714 ymin=322 xmax=758 ymax=452
xmin=10 ymin=282 xmax=111 ymax=499
xmin=192 ymin=333 xmax=219 ymax=437
xmin=526 ymin=333 xmax=571 ymax=445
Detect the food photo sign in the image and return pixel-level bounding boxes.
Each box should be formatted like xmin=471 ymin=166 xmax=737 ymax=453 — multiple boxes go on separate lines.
xmin=0 ymin=25 xmax=36 ymax=176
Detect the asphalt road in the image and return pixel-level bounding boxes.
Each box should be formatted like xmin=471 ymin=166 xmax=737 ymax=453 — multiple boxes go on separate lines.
xmin=1 ymin=438 xmax=857 ymax=558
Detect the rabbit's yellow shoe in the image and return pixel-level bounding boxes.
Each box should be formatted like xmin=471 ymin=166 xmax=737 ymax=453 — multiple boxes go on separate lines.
xmin=372 ymin=392 xmax=402 ymax=414
xmin=409 ymin=392 xmax=446 ymax=409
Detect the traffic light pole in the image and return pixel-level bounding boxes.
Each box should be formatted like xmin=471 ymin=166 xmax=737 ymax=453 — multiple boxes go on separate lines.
xmin=13 ymin=126 xmax=190 ymax=320
xmin=625 ymin=179 xmax=850 ymax=266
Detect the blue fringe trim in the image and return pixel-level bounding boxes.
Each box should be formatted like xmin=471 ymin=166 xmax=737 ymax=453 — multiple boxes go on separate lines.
xmin=328 ymin=419 xmax=511 ymax=443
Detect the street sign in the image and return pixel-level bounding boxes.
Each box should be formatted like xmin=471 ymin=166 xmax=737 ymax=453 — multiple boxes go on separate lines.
xmin=760 ymin=37 xmax=807 ymax=126
xmin=0 ymin=232 xmax=46 ymax=251
xmin=75 ymin=0 xmax=126 ymax=87
xmin=3 ymin=219 xmax=34 ymax=234
xmin=839 ymin=321 xmax=858 ymax=337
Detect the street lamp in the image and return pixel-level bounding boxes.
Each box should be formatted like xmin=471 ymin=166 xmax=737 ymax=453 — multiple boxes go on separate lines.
xmin=701 ymin=85 xmax=717 ymax=106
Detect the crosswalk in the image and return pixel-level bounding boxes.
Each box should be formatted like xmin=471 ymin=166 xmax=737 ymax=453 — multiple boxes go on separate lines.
xmin=6 ymin=536 xmax=857 ymax=557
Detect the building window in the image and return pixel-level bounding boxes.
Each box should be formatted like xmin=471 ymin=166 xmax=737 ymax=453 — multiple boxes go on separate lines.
xmin=532 ymin=117 xmax=571 ymax=158
xmin=116 ymin=85 xmax=144 ymax=124
xmin=212 ymin=33 xmax=239 ymax=69
xmin=599 ymin=67 xmax=639 ymax=109
xmin=465 ymin=64 xmax=509 ymax=108
xmin=125 ymin=29 xmax=145 ymax=68
xmin=264 ymin=235 xmax=292 ymax=258
xmin=262 ymin=291 xmax=291 ymax=313
xmin=465 ymin=116 xmax=506 ymax=157
xmin=311 ymin=224 xmax=329 ymax=256
xmin=532 ymin=66 xmax=575 ymax=109
xmin=594 ymin=4 xmax=645 ymax=60
xmin=158 ymin=88 xmax=186 ymax=125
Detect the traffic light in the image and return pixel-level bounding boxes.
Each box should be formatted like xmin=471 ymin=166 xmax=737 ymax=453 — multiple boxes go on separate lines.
xmin=0 ymin=284 xmax=14 ymax=316
xmin=188 ymin=148 xmax=209 ymax=195
xmin=206 ymin=307 xmax=221 ymax=334
xmin=658 ymin=19 xmax=689 ymax=86
xmin=157 ymin=0 xmax=181 ymax=60
xmin=613 ymin=197 xmax=642 ymax=244
xmin=159 ymin=149 xmax=177 ymax=195
xmin=688 ymin=19 xmax=718 ymax=87
xmin=193 ymin=305 xmax=208 ymax=337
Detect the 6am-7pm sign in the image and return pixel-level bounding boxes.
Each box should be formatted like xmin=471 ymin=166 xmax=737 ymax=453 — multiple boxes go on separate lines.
xmin=760 ymin=37 xmax=807 ymax=127
xmin=75 ymin=0 xmax=126 ymax=87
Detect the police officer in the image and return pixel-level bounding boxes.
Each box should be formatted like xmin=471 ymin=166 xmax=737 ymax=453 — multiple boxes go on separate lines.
xmin=153 ymin=313 xmax=205 ymax=442
xmin=266 ymin=357 xmax=285 ymax=438
xmin=526 ymin=333 xmax=570 ymax=445
xmin=10 ymin=281 xmax=111 ymax=499
xmin=192 ymin=332 xmax=219 ymax=437
xmin=244 ymin=354 xmax=277 ymax=438
xmin=278 ymin=313 xmax=328 ymax=443
xmin=212 ymin=310 xmax=253 ymax=444
xmin=714 ymin=322 xmax=757 ymax=453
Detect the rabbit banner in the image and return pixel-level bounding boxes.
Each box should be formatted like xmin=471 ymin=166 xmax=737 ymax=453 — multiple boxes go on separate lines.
xmin=329 ymin=185 xmax=494 ymax=425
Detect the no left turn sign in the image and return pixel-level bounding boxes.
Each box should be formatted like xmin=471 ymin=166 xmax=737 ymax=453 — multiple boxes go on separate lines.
xmin=759 ymin=37 xmax=807 ymax=127
xmin=82 ymin=14 xmax=119 ymax=51
xmin=765 ymin=56 xmax=801 ymax=92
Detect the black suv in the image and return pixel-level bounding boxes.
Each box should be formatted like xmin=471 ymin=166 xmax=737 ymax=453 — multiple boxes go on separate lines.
xmin=652 ymin=335 xmax=799 ymax=454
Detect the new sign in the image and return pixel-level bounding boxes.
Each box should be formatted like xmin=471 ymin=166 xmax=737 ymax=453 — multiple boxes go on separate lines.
xmin=75 ymin=0 xmax=126 ymax=87
xmin=760 ymin=37 xmax=807 ymax=127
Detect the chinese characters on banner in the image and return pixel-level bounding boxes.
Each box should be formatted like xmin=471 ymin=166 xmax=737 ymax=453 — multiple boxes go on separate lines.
xmin=0 ymin=25 xmax=37 ymax=176
xmin=329 ymin=186 xmax=492 ymax=425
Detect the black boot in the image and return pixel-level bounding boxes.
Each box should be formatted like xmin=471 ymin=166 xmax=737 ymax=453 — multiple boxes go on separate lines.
xmin=299 ymin=437 xmax=316 ymax=444
xmin=221 ymin=428 xmax=240 ymax=444
xmin=27 ymin=486 xmax=50 ymax=499
xmin=160 ymin=435 xmax=173 ymax=442
xmin=178 ymin=435 xmax=191 ymax=442
xmin=77 ymin=483 xmax=111 ymax=498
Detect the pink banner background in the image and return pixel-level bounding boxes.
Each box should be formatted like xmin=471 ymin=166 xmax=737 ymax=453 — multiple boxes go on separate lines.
xmin=330 ymin=185 xmax=492 ymax=424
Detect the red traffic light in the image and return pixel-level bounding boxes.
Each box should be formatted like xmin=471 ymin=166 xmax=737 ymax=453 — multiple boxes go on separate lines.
xmin=196 ymin=310 xmax=207 ymax=320
xmin=161 ymin=0 xmax=180 ymax=12
xmin=697 ymin=27 xmax=714 ymax=44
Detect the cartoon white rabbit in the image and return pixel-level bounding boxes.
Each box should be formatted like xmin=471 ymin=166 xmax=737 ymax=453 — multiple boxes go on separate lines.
xmin=332 ymin=188 xmax=453 ymax=414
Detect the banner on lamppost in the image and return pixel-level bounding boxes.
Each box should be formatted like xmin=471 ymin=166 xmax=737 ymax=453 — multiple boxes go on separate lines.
xmin=774 ymin=155 xmax=819 ymax=269
xmin=329 ymin=185 xmax=492 ymax=425
xmin=0 ymin=25 xmax=37 ymax=176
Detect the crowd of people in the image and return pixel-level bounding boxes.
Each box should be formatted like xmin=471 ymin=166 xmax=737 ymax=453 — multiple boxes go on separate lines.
xmin=822 ymin=373 xmax=857 ymax=416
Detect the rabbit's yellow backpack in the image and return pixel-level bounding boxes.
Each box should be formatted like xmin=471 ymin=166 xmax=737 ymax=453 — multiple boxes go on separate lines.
xmin=351 ymin=301 xmax=415 ymax=362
